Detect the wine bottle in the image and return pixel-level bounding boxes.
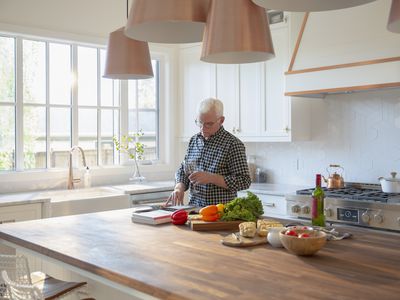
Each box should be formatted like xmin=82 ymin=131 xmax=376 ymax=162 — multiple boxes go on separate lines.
xmin=311 ymin=174 xmax=325 ymax=227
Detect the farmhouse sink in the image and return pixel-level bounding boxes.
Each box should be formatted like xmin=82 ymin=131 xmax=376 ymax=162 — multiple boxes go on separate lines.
xmin=39 ymin=187 xmax=130 ymax=217
xmin=39 ymin=186 xmax=124 ymax=202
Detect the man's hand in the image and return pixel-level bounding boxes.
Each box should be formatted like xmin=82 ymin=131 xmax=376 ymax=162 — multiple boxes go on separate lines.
xmin=189 ymin=171 xmax=228 ymax=188
xmin=165 ymin=183 xmax=185 ymax=206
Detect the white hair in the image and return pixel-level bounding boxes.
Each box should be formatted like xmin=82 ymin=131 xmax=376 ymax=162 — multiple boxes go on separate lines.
xmin=197 ymin=98 xmax=224 ymax=117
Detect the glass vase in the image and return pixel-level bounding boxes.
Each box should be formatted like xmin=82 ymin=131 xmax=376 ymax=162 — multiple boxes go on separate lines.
xmin=129 ymin=159 xmax=145 ymax=182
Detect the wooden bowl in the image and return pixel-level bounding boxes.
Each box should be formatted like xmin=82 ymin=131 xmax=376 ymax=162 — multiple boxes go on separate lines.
xmin=279 ymin=227 xmax=327 ymax=256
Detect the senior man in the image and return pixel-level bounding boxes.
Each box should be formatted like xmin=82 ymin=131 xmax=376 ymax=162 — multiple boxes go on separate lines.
xmin=167 ymin=98 xmax=251 ymax=207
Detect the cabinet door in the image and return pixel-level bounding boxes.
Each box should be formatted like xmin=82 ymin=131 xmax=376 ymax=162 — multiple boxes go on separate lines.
xmin=237 ymin=63 xmax=263 ymax=137
xmin=180 ymin=45 xmax=216 ymax=138
xmin=0 ymin=203 xmax=42 ymax=223
xmin=263 ymin=26 xmax=290 ymax=138
xmin=216 ymin=64 xmax=238 ymax=134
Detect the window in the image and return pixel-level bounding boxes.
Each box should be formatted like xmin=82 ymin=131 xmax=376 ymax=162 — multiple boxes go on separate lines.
xmin=0 ymin=34 xmax=160 ymax=172
xmin=128 ymin=60 xmax=159 ymax=161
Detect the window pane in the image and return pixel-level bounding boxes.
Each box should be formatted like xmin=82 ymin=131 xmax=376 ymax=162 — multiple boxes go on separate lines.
xmin=100 ymin=109 xmax=119 ymax=165
xmin=128 ymin=81 xmax=137 ymax=109
xmin=138 ymin=110 xmax=156 ymax=133
xmin=50 ymin=107 xmax=71 ymax=168
xmin=77 ymin=46 xmax=97 ymax=106
xmin=128 ymin=109 xmax=138 ymax=133
xmin=142 ymin=135 xmax=157 ymax=161
xmin=49 ymin=43 xmax=71 ymax=105
xmin=78 ymin=108 xmax=97 ymax=165
xmin=113 ymin=81 xmax=120 ymax=106
xmin=24 ymin=106 xmax=46 ymax=169
xmin=23 ymin=40 xmax=46 ymax=104
xmin=0 ymin=105 xmax=15 ymax=170
xmin=138 ymin=78 xmax=156 ymax=109
xmin=138 ymin=60 xmax=158 ymax=109
xmin=0 ymin=36 xmax=15 ymax=103
xmin=100 ymin=49 xmax=113 ymax=107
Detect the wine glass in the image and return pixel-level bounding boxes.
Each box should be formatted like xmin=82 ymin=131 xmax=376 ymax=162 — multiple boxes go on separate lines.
xmin=183 ymin=158 xmax=200 ymax=194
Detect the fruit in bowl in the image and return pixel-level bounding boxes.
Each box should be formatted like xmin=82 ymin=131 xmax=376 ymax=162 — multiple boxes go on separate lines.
xmin=279 ymin=227 xmax=327 ymax=256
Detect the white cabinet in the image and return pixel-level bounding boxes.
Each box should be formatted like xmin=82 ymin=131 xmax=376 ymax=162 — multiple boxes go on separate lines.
xmin=0 ymin=203 xmax=43 ymax=262
xmin=179 ymin=44 xmax=216 ymax=139
xmin=178 ymin=15 xmax=310 ymax=142
xmin=0 ymin=203 xmax=42 ymax=224
xmin=262 ymin=24 xmax=310 ymax=141
xmin=258 ymin=194 xmax=287 ymax=217
xmin=237 ymin=191 xmax=287 ymax=217
xmin=216 ymin=63 xmax=263 ymax=139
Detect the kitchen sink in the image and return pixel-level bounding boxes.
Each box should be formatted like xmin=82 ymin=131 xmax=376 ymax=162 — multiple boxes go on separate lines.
xmin=39 ymin=187 xmax=130 ymax=217
xmin=39 ymin=186 xmax=124 ymax=202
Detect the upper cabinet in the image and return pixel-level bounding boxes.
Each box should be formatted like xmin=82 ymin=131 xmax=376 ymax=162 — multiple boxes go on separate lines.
xmin=178 ymin=14 xmax=310 ymax=142
xmin=179 ymin=45 xmax=216 ymax=138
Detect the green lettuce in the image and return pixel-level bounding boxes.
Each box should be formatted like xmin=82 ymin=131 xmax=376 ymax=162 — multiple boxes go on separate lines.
xmin=221 ymin=191 xmax=264 ymax=222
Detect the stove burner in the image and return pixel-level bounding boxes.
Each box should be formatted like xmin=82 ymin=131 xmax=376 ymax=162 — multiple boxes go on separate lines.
xmin=296 ymin=187 xmax=400 ymax=203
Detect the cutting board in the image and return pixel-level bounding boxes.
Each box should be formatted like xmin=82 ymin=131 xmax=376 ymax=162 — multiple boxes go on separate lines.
xmin=189 ymin=219 xmax=244 ymax=231
xmin=221 ymin=233 xmax=267 ymax=247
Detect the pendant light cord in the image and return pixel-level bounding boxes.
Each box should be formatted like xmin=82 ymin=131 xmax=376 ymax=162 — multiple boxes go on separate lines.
xmin=126 ymin=0 xmax=129 ymax=19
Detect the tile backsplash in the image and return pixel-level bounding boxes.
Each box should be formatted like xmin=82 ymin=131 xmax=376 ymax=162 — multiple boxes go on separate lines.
xmin=246 ymin=89 xmax=400 ymax=187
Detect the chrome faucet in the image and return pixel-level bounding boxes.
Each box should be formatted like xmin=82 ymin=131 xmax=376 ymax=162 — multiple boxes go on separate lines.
xmin=67 ymin=146 xmax=87 ymax=189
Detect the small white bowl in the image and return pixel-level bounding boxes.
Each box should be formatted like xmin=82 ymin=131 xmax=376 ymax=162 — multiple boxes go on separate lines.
xmin=267 ymin=227 xmax=285 ymax=248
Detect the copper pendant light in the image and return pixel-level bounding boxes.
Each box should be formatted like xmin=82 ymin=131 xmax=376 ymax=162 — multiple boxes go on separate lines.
xmin=103 ymin=0 xmax=153 ymax=79
xmin=251 ymin=0 xmax=376 ymax=12
xmin=103 ymin=27 xmax=153 ymax=79
xmin=388 ymin=0 xmax=400 ymax=33
xmin=201 ymin=0 xmax=274 ymax=64
xmin=125 ymin=0 xmax=210 ymax=43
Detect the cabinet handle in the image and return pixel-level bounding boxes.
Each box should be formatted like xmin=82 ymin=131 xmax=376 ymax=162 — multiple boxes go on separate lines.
xmin=232 ymin=127 xmax=236 ymax=134
xmin=0 ymin=219 xmax=16 ymax=224
xmin=236 ymin=127 xmax=241 ymax=133
xmin=263 ymin=203 xmax=275 ymax=208
xmin=284 ymin=126 xmax=290 ymax=133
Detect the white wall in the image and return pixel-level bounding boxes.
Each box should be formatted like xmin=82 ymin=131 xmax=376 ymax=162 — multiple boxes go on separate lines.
xmin=245 ymin=89 xmax=400 ymax=186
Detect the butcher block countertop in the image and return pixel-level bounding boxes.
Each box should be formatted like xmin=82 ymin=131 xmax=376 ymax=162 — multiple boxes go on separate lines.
xmin=0 ymin=209 xmax=399 ymax=300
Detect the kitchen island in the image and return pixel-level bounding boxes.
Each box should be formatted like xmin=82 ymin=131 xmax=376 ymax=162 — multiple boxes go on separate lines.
xmin=0 ymin=208 xmax=399 ymax=300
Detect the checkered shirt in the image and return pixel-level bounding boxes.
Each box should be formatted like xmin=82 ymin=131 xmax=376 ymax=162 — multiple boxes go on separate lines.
xmin=176 ymin=126 xmax=251 ymax=207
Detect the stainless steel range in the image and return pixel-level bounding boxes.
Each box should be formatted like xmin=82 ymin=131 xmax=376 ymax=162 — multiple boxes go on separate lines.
xmin=286 ymin=183 xmax=400 ymax=232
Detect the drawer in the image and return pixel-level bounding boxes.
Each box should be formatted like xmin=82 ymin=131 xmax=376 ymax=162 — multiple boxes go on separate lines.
xmin=0 ymin=203 xmax=42 ymax=224
xmin=237 ymin=192 xmax=287 ymax=217
xmin=258 ymin=195 xmax=287 ymax=217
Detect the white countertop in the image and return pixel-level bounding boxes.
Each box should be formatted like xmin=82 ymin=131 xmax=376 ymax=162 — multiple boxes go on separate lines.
xmin=111 ymin=180 xmax=175 ymax=194
xmin=245 ymin=183 xmax=309 ymax=197
xmin=0 ymin=192 xmax=51 ymax=207
xmin=0 ymin=180 xmax=175 ymax=206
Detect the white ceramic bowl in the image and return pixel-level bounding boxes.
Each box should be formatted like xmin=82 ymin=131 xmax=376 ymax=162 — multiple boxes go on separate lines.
xmin=267 ymin=227 xmax=285 ymax=248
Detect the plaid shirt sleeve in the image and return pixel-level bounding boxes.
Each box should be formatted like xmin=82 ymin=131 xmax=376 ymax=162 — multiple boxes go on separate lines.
xmin=175 ymin=137 xmax=195 ymax=191
xmin=175 ymin=160 xmax=189 ymax=191
xmin=223 ymin=140 xmax=251 ymax=192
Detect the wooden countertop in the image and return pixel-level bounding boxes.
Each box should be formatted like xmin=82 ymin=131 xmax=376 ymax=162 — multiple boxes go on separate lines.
xmin=0 ymin=209 xmax=399 ymax=300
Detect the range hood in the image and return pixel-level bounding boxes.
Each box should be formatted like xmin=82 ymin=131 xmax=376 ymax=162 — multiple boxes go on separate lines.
xmin=284 ymin=2 xmax=400 ymax=98
xmin=285 ymin=58 xmax=400 ymax=98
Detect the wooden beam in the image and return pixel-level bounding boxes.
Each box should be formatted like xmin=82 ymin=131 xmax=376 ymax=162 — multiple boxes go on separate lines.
xmin=284 ymin=82 xmax=400 ymax=97
xmin=288 ymin=12 xmax=309 ymax=72
xmin=285 ymin=56 xmax=400 ymax=75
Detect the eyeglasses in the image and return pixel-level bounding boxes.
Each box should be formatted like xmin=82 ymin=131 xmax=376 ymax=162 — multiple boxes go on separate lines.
xmin=195 ymin=118 xmax=221 ymax=128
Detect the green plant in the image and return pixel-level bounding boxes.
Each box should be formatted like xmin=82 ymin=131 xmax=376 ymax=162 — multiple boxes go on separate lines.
xmin=113 ymin=131 xmax=145 ymax=162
